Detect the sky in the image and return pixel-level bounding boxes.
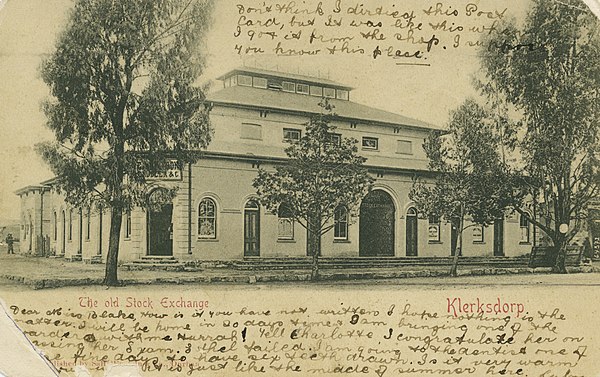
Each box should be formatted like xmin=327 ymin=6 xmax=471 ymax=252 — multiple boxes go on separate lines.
xmin=1 ymin=0 xmax=592 ymax=221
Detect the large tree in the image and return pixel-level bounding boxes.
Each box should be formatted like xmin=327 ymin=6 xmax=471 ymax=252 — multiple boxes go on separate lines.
xmin=37 ymin=0 xmax=214 ymax=285
xmin=479 ymin=0 xmax=600 ymax=272
xmin=253 ymin=100 xmax=374 ymax=280
xmin=410 ymin=99 xmax=515 ymax=276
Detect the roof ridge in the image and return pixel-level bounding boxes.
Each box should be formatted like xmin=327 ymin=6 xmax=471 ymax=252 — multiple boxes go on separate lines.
xmin=216 ymin=67 xmax=354 ymax=90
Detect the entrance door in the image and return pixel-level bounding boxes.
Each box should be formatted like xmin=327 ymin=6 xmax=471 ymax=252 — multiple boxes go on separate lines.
xmin=147 ymin=189 xmax=173 ymax=256
xmin=406 ymin=208 xmax=418 ymax=256
xmin=359 ymin=190 xmax=395 ymax=257
xmin=244 ymin=200 xmax=260 ymax=257
xmin=494 ymin=218 xmax=504 ymax=256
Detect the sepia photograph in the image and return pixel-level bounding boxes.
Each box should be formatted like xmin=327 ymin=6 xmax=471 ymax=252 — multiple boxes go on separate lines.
xmin=0 ymin=0 xmax=599 ymax=376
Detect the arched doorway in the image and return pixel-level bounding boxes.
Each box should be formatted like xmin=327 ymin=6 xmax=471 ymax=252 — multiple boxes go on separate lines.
xmin=244 ymin=200 xmax=260 ymax=257
xmin=147 ymin=188 xmax=173 ymax=256
xmin=406 ymin=207 xmax=418 ymax=256
xmin=359 ymin=190 xmax=395 ymax=257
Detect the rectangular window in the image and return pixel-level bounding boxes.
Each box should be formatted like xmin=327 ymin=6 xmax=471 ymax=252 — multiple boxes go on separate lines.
xmin=336 ymin=89 xmax=349 ymax=100
xmin=282 ymin=82 xmax=295 ymax=92
xmin=520 ymin=215 xmax=530 ymax=243
xmin=310 ymin=86 xmax=323 ymax=97
xmin=328 ymin=133 xmax=342 ymax=146
xmin=362 ymin=137 xmax=378 ymax=150
xmin=428 ymin=215 xmax=440 ymax=242
xmin=296 ymin=83 xmax=309 ymax=95
xmin=396 ymin=140 xmax=413 ymax=155
xmin=224 ymin=77 xmax=231 ymax=88
xmin=334 ymin=207 xmax=349 ymax=240
xmin=238 ymin=75 xmax=252 ymax=87
xmin=283 ymin=128 xmax=301 ymax=142
xmin=278 ymin=218 xmax=294 ymax=240
xmin=323 ymin=87 xmax=335 ymax=98
xmin=473 ymin=226 xmax=484 ymax=243
xmin=278 ymin=204 xmax=294 ymax=240
xmin=240 ymin=123 xmax=262 ymax=140
xmin=231 ymin=75 xmax=238 ymax=86
xmin=253 ymin=77 xmax=267 ymax=89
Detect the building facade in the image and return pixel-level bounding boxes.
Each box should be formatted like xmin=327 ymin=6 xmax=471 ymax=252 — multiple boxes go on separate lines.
xmin=16 ymin=68 xmax=536 ymax=263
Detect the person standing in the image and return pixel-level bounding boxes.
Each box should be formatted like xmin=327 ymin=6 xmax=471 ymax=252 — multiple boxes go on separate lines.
xmin=5 ymin=233 xmax=14 ymax=254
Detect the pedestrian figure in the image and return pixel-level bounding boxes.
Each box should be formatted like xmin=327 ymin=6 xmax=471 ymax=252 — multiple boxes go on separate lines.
xmin=5 ymin=233 xmax=14 ymax=254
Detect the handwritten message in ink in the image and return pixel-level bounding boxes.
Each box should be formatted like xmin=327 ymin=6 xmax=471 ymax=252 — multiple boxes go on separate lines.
xmin=6 ymin=294 xmax=593 ymax=376
xmin=230 ymin=0 xmax=514 ymax=65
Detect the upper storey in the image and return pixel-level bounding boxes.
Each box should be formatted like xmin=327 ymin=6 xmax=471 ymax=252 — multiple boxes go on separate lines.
xmin=217 ymin=67 xmax=353 ymax=101
xmin=206 ymin=67 xmax=441 ymax=172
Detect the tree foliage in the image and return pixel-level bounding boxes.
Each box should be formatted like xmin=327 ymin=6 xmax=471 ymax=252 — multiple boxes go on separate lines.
xmin=478 ymin=0 xmax=600 ymax=272
xmin=37 ymin=0 xmax=214 ymax=285
xmin=253 ymin=100 xmax=374 ymax=280
xmin=410 ymin=99 xmax=515 ymax=275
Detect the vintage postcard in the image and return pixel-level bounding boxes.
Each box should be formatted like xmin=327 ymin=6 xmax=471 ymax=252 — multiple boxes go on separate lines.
xmin=1 ymin=0 xmax=600 ymax=376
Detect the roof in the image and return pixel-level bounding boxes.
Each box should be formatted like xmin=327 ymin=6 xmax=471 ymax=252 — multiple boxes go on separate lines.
xmin=207 ymin=86 xmax=440 ymax=130
xmin=14 ymin=185 xmax=50 ymax=196
xmin=40 ymin=177 xmax=58 ymax=186
xmin=216 ymin=67 xmax=354 ymax=91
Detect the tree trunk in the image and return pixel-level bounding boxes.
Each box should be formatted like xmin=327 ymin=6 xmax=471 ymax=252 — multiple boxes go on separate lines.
xmin=450 ymin=213 xmax=464 ymax=277
xmin=552 ymin=237 xmax=568 ymax=274
xmin=104 ymin=207 xmax=123 ymax=286
xmin=309 ymin=230 xmax=321 ymax=281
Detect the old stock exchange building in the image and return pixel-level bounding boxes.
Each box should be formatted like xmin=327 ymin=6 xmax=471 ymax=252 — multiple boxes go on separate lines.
xmin=16 ymin=68 xmax=535 ymax=264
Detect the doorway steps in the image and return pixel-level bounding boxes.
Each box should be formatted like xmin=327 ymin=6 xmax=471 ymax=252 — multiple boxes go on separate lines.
xmin=231 ymin=256 xmax=531 ymax=271
xmin=123 ymin=256 xmax=185 ymax=271
xmin=66 ymin=254 xmax=82 ymax=262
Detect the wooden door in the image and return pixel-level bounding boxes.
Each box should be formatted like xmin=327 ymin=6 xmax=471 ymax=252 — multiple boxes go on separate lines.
xmin=406 ymin=208 xmax=418 ymax=256
xmin=494 ymin=218 xmax=504 ymax=256
xmin=244 ymin=201 xmax=260 ymax=257
xmin=147 ymin=203 xmax=173 ymax=256
xmin=359 ymin=190 xmax=395 ymax=257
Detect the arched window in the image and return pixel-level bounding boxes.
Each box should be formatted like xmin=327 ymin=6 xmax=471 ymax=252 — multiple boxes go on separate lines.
xmin=428 ymin=214 xmax=440 ymax=243
xmin=68 ymin=209 xmax=73 ymax=241
xmin=334 ymin=206 xmax=349 ymax=240
xmin=198 ymin=198 xmax=217 ymax=239
xmin=277 ymin=203 xmax=294 ymax=240
xmin=53 ymin=212 xmax=57 ymax=241
xmin=28 ymin=214 xmax=33 ymax=251
xmin=86 ymin=207 xmax=91 ymax=240
xmin=520 ymin=214 xmax=530 ymax=243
